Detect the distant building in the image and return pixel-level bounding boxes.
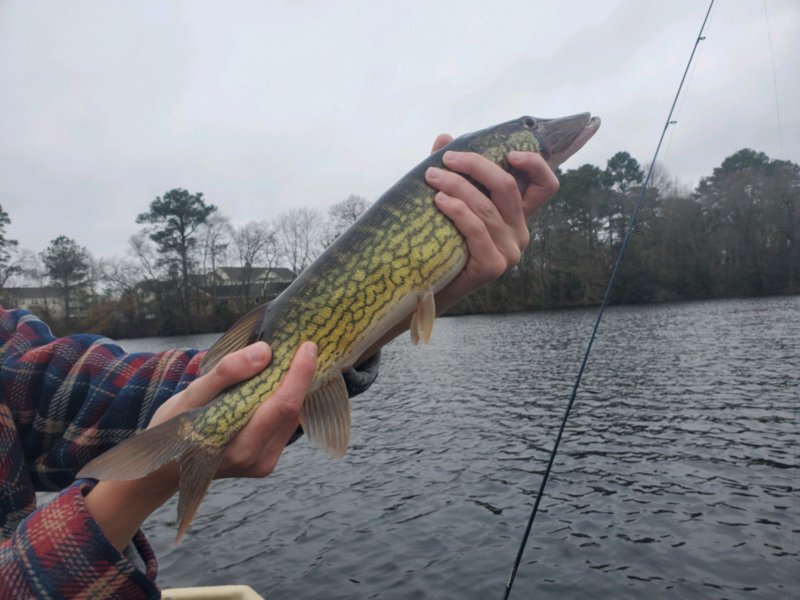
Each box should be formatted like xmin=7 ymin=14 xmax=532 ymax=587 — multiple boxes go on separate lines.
xmin=128 ymin=268 xmax=297 ymax=318
xmin=0 ymin=286 xmax=98 ymax=321
xmin=203 ymin=266 xmax=296 ymax=310
xmin=130 ymin=280 xmax=179 ymax=320
xmin=208 ymin=267 xmax=295 ymax=289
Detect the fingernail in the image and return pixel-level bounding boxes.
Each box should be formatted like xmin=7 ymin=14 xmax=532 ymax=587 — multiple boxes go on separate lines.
xmin=434 ymin=191 xmax=450 ymax=204
xmin=426 ymin=166 xmax=442 ymax=180
xmin=246 ymin=342 xmax=268 ymax=363
xmin=304 ymin=342 xmax=318 ymax=357
xmin=443 ymin=151 xmax=461 ymax=163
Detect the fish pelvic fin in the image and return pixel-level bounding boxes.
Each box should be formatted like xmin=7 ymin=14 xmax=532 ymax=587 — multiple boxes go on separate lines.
xmin=299 ymin=374 xmax=350 ymax=459
xmin=78 ymin=410 xmax=226 ymax=545
xmin=410 ymin=289 xmax=436 ymax=346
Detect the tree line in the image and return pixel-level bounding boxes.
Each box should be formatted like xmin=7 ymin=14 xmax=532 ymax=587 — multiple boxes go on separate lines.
xmin=452 ymin=148 xmax=799 ymax=314
xmin=0 ymin=147 xmax=797 ymax=338
xmin=0 ymin=193 xmax=369 ymax=337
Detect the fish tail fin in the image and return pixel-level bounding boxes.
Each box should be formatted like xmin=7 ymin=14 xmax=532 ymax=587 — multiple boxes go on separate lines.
xmin=78 ymin=410 xmax=225 ymax=544
xmin=175 ymin=444 xmax=225 ymax=544
xmin=78 ymin=413 xmax=195 ymax=482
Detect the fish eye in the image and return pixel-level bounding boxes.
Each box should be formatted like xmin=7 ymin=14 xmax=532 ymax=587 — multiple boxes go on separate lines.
xmin=523 ymin=117 xmax=536 ymax=128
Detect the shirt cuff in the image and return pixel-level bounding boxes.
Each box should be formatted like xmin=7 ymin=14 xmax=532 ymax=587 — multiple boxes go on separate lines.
xmin=343 ymin=350 xmax=381 ymax=397
xmin=5 ymin=481 xmax=159 ymax=599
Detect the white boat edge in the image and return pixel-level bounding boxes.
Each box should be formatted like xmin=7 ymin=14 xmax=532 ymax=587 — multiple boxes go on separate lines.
xmin=161 ymin=585 xmax=265 ymax=600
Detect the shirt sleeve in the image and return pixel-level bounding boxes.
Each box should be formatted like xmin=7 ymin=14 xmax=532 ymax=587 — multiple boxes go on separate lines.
xmin=0 ymin=481 xmax=160 ymax=599
xmin=0 ymin=308 xmax=203 ymax=539
xmin=0 ymin=308 xmax=201 ymax=598
xmin=0 ymin=307 xmax=380 ymax=598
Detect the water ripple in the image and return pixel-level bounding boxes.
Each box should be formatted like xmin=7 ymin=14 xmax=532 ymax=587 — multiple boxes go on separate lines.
xmin=135 ymin=296 xmax=799 ymax=599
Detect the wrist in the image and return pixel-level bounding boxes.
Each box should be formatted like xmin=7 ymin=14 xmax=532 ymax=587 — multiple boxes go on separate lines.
xmin=84 ymin=462 xmax=179 ymax=551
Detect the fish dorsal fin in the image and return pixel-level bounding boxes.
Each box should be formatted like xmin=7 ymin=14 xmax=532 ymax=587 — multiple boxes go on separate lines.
xmin=299 ymin=374 xmax=350 ymax=459
xmin=200 ymin=303 xmax=269 ymax=374
xmin=410 ymin=290 xmax=436 ymax=346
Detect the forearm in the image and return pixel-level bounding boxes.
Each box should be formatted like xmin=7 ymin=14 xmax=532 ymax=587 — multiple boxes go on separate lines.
xmin=84 ymin=463 xmax=179 ymax=552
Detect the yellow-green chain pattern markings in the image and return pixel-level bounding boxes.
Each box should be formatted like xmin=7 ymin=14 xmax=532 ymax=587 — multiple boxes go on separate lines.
xmin=188 ymin=180 xmax=464 ymax=447
xmin=184 ymin=121 xmax=544 ymax=448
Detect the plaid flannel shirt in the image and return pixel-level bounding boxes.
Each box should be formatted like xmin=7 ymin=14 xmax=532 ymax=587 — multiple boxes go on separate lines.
xmin=0 ymin=308 xmax=379 ymax=599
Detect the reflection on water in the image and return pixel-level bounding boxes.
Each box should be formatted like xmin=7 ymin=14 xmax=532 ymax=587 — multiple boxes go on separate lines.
xmin=129 ymin=297 xmax=798 ymax=599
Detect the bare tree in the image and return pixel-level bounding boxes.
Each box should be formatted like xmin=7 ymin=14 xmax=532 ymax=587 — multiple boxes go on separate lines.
xmin=232 ymin=221 xmax=277 ymax=306
xmin=276 ymin=208 xmax=324 ymax=274
xmin=643 ymin=161 xmax=692 ymax=199
xmin=322 ymin=194 xmax=370 ymax=247
xmin=197 ymin=213 xmax=233 ymax=283
xmin=129 ymin=233 xmax=164 ymax=284
xmin=196 ymin=213 xmax=233 ymax=313
xmin=3 ymin=250 xmax=55 ymax=315
xmin=0 ymin=205 xmax=22 ymax=290
xmin=99 ymin=255 xmax=143 ymax=299
xmin=128 ymin=232 xmax=175 ymax=324
xmin=93 ymin=254 xmax=148 ymax=332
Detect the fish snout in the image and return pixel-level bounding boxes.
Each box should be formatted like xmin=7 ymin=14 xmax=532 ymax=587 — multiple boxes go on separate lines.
xmin=534 ymin=113 xmax=601 ymax=169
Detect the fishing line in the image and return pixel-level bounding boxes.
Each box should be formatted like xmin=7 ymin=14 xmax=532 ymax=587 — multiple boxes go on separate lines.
xmin=762 ymin=0 xmax=784 ymax=159
xmin=762 ymin=0 xmax=794 ymax=570
xmin=501 ymin=2 xmax=715 ymax=598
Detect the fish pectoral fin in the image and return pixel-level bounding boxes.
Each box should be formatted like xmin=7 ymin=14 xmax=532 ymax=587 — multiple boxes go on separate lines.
xmin=299 ymin=374 xmax=350 ymax=459
xmin=77 ymin=409 xmax=226 ymax=546
xmin=410 ymin=289 xmax=436 ymax=346
xmin=200 ymin=303 xmax=270 ymax=374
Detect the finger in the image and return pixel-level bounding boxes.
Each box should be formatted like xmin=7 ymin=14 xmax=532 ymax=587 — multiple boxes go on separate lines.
xmin=441 ymin=151 xmax=528 ymax=243
xmin=426 ymin=162 xmax=521 ymax=260
xmin=508 ymin=151 xmax=560 ymax=218
xmin=224 ymin=342 xmax=317 ymax=461
xmin=431 ymin=133 xmax=453 ymax=155
xmin=179 ymin=342 xmax=272 ymax=412
xmin=426 ymin=163 xmax=502 ymax=229
xmin=434 ymin=193 xmax=509 ymax=283
xmin=221 ymin=415 xmax=300 ymax=479
xmin=245 ymin=417 xmax=302 ymax=479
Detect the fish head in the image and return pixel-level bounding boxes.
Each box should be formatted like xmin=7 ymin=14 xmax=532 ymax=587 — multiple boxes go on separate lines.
xmin=450 ymin=113 xmax=600 ymax=172
xmin=445 ymin=113 xmax=600 ymax=201
xmin=530 ymin=112 xmax=601 ymax=170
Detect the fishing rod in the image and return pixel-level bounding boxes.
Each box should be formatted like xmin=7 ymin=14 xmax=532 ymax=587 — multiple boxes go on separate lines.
xmin=501 ymin=1 xmax=716 ymax=597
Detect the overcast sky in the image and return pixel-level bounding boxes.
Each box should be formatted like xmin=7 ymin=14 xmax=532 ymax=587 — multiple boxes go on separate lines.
xmin=1 ymin=0 xmax=797 ymax=260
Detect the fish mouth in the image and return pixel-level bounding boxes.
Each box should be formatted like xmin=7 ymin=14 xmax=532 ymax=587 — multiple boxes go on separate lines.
xmin=537 ymin=112 xmax=601 ymax=169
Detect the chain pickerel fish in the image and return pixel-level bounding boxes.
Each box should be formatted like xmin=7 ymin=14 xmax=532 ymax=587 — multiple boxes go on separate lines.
xmin=79 ymin=113 xmax=600 ymax=541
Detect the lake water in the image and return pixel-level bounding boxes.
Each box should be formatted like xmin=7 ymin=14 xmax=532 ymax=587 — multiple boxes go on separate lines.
xmin=118 ymin=296 xmax=798 ymax=599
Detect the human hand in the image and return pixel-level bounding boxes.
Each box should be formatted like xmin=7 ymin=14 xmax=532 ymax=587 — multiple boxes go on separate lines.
xmin=425 ymin=133 xmax=560 ymax=305
xmin=150 ymin=340 xmax=317 ymax=479
xmin=354 ymin=135 xmax=560 ymax=364
xmin=85 ymin=341 xmax=317 ymax=550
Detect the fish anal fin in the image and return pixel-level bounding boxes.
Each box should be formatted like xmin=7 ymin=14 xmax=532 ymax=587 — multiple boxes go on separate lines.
xmin=409 ymin=289 xmax=436 ymax=346
xmin=200 ymin=303 xmax=269 ymax=374
xmin=299 ymin=374 xmax=350 ymax=459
